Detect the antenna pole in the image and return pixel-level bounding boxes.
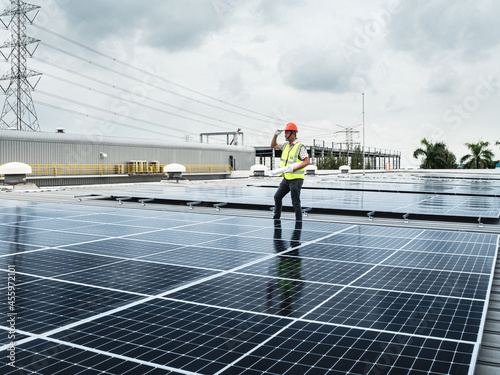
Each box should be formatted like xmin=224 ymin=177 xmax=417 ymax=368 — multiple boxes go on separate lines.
xmin=362 ymin=92 xmax=365 ymax=175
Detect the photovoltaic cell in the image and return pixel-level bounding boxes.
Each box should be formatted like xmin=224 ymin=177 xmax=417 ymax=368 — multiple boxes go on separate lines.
xmin=383 ymin=251 xmax=494 ymax=273
xmin=351 ymin=266 xmax=490 ymax=299
xmin=202 ymin=236 xmax=285 ymax=253
xmin=0 ymin=249 xmax=122 ymax=277
xmin=126 ymin=229 xmax=232 ymax=246
xmin=0 ymin=198 xmax=497 ymax=375
xmin=402 ymin=238 xmax=496 ymax=256
xmin=344 ymin=225 xmax=424 ymax=238
xmin=291 ymin=243 xmax=397 ymax=264
xmin=303 ymin=287 xmax=483 ymax=340
xmin=1 ymin=277 xmax=142 ymax=334
xmin=49 ymin=299 xmax=290 ymax=375
xmin=3 ymin=339 xmax=175 ymax=375
xmin=141 ymin=246 xmax=268 ymax=270
xmin=237 ymin=258 xmax=374 ymax=284
xmin=62 ymin=238 xmax=183 ymax=258
xmin=2 ymin=230 xmax=108 ymax=248
xmin=222 ymin=322 xmax=475 ymax=375
xmin=168 ymin=273 xmax=343 ymax=318
xmin=54 ymin=260 xmax=219 ymax=294
xmin=317 ymin=233 xmax=412 ymax=249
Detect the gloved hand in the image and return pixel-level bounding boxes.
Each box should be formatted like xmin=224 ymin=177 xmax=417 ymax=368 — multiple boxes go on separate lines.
xmin=275 ymin=129 xmax=283 ymax=136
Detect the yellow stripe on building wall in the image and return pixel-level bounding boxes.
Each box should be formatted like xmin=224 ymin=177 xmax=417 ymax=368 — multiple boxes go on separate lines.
xmin=3 ymin=164 xmax=232 ymax=177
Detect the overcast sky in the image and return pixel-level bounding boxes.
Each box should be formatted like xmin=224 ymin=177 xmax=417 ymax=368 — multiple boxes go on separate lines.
xmin=2 ymin=0 xmax=499 ymax=167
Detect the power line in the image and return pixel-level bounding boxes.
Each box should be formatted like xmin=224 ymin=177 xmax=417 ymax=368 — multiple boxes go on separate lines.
xmin=32 ymin=24 xmax=332 ymax=136
xmin=34 ymin=25 xmax=279 ymax=121
xmin=36 ymin=90 xmax=199 ymax=136
xmin=36 ymin=100 xmax=178 ymax=139
xmin=35 ymin=58 xmax=248 ymax=131
xmin=38 ymin=41 xmax=274 ymax=127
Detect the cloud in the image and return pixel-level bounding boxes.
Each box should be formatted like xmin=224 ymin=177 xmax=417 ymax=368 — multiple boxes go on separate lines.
xmin=215 ymin=49 xmax=262 ymax=100
xmin=57 ymin=0 xmax=228 ymax=52
xmin=140 ymin=1 xmax=226 ymax=52
xmin=278 ymin=45 xmax=371 ymax=93
xmin=386 ymin=0 xmax=500 ymax=62
xmin=424 ymin=64 xmax=461 ymax=94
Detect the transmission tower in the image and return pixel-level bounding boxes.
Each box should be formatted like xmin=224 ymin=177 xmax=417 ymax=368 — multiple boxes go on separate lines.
xmin=335 ymin=124 xmax=360 ymax=150
xmin=0 ymin=0 xmax=41 ymax=131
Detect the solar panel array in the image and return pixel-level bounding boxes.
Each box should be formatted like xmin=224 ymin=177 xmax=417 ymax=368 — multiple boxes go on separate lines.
xmin=0 ymin=199 xmax=498 ymax=374
xmin=104 ymin=183 xmax=500 ymax=218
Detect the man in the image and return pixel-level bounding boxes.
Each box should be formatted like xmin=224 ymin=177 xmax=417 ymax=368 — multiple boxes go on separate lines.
xmin=271 ymin=122 xmax=310 ymax=220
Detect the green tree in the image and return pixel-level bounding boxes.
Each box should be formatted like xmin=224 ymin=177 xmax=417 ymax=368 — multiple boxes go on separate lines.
xmin=413 ymin=138 xmax=456 ymax=169
xmin=338 ymin=154 xmax=347 ymax=167
xmin=460 ymin=140 xmax=495 ymax=169
xmin=350 ymin=147 xmax=363 ymax=169
xmin=316 ymin=151 xmax=338 ymax=170
xmin=442 ymin=149 xmax=457 ymax=169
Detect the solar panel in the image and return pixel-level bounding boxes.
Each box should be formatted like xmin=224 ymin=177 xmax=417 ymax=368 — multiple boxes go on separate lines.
xmin=253 ymin=176 xmax=500 ymax=196
xmin=0 ymin=199 xmax=497 ymax=374
xmin=102 ymin=184 xmax=500 ymax=219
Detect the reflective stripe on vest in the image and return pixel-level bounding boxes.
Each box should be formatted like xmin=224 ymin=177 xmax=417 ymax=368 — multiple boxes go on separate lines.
xmin=279 ymin=142 xmax=305 ymax=179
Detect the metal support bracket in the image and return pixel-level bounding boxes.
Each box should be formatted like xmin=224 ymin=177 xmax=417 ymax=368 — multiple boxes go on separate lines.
xmin=139 ymin=198 xmax=155 ymax=207
xmin=117 ymin=197 xmax=132 ymax=205
xmin=187 ymin=201 xmax=202 ymax=210
xmin=367 ymin=211 xmax=375 ymax=222
xmin=302 ymin=207 xmax=312 ymax=217
xmin=478 ymin=217 xmax=484 ymax=228
xmin=214 ymin=202 xmax=228 ymax=212
xmin=74 ymin=194 xmax=95 ymax=202
xmin=403 ymin=213 xmax=410 ymax=224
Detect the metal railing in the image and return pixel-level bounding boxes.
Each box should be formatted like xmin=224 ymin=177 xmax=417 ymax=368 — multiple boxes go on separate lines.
xmin=10 ymin=164 xmax=232 ymax=177
xmin=184 ymin=164 xmax=231 ymax=173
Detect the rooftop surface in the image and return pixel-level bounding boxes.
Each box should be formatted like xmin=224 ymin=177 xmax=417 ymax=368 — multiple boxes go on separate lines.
xmin=0 ymin=171 xmax=499 ymax=374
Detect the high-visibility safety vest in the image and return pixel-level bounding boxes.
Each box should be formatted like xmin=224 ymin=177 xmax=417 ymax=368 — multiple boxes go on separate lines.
xmin=280 ymin=142 xmax=305 ymax=180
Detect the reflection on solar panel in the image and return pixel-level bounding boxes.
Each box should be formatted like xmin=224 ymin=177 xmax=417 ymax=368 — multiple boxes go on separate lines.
xmin=0 ymin=200 xmax=498 ymax=374
xmin=103 ymin=184 xmax=500 ymax=218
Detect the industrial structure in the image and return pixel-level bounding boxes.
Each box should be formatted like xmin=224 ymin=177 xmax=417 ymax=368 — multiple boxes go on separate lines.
xmin=255 ymin=142 xmax=401 ymax=171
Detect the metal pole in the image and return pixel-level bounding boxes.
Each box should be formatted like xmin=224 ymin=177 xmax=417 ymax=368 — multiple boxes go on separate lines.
xmin=362 ymin=92 xmax=365 ymax=175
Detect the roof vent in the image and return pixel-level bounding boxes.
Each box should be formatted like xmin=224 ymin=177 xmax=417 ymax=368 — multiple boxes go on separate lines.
xmin=339 ymin=165 xmax=351 ymax=174
xmin=163 ymin=163 xmax=186 ymax=180
xmin=56 ymin=128 xmax=65 ymax=133
xmin=0 ymin=162 xmax=32 ymax=185
xmin=305 ymin=165 xmax=317 ymax=176
xmin=250 ymin=164 xmax=267 ymax=177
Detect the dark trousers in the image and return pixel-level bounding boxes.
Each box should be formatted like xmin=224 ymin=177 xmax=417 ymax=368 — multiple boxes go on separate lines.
xmin=274 ymin=178 xmax=304 ymax=220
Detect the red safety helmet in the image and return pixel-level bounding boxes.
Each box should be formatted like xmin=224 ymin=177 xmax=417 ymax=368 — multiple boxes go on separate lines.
xmin=284 ymin=122 xmax=298 ymax=132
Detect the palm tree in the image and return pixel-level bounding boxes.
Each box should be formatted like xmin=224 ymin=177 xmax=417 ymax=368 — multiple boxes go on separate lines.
xmin=460 ymin=141 xmax=494 ymax=169
xmin=413 ymin=138 xmax=456 ymax=169
xmin=442 ymin=149 xmax=457 ymax=169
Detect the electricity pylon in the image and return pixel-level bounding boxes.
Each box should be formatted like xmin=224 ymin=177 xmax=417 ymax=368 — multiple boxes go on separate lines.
xmin=335 ymin=124 xmax=360 ymax=150
xmin=0 ymin=0 xmax=42 ymax=131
